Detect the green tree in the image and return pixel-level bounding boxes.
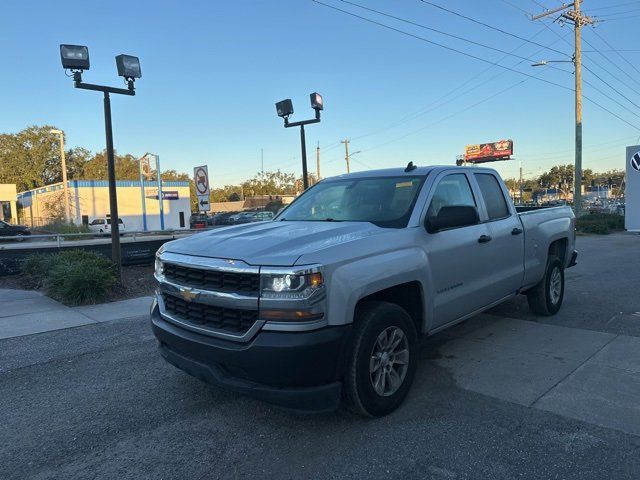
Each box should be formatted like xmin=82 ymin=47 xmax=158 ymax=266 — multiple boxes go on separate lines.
xmin=0 ymin=125 xmax=62 ymax=191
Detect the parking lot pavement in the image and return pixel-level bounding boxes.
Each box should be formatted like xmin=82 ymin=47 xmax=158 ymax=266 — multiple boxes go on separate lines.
xmin=488 ymin=232 xmax=640 ymax=336
xmin=2 ymin=314 xmax=640 ymax=480
xmin=2 ymin=233 xmax=640 ymax=480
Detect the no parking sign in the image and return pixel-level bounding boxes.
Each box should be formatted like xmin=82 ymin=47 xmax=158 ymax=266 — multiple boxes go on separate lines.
xmin=194 ymin=165 xmax=211 ymax=212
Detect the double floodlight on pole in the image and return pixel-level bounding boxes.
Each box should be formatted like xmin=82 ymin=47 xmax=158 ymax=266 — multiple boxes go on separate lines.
xmin=59 ymin=44 xmax=142 ymax=280
xmin=275 ymin=92 xmax=323 ymax=190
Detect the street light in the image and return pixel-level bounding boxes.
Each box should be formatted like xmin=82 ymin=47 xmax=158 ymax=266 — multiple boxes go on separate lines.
xmin=59 ymin=44 xmax=142 ymax=279
xmin=49 ymin=129 xmax=71 ymax=223
xmin=275 ymin=92 xmax=323 ymax=190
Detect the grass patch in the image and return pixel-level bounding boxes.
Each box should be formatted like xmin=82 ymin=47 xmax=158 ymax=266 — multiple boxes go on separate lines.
xmin=21 ymin=250 xmax=117 ymax=305
xmin=576 ymin=213 xmax=624 ymax=235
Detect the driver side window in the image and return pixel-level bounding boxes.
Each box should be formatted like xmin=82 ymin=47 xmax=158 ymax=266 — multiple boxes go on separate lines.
xmin=427 ymin=174 xmax=476 ymax=217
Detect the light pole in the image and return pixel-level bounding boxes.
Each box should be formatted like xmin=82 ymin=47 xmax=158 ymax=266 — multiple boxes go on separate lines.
xmin=49 ymin=129 xmax=71 ymax=222
xmin=59 ymin=44 xmax=142 ymax=279
xmin=275 ymin=93 xmax=323 ymax=190
xmin=138 ymin=153 xmax=164 ymax=231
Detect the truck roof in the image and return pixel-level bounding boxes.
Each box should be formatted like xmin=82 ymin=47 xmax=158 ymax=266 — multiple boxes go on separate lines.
xmin=325 ymin=165 xmax=496 ymax=181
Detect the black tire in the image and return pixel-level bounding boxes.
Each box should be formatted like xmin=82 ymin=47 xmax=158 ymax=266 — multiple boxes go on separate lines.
xmin=527 ymin=255 xmax=564 ymax=316
xmin=15 ymin=233 xmax=25 ymax=242
xmin=344 ymin=301 xmax=418 ymax=417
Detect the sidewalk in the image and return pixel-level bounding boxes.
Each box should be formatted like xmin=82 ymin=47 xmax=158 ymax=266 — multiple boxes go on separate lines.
xmin=0 ymin=289 xmax=152 ymax=340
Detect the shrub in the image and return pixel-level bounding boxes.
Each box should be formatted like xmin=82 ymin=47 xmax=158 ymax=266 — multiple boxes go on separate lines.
xmin=576 ymin=213 xmax=624 ymax=235
xmin=21 ymin=254 xmax=56 ymax=289
xmin=21 ymin=250 xmax=117 ymax=305
xmin=39 ymin=222 xmax=90 ymax=235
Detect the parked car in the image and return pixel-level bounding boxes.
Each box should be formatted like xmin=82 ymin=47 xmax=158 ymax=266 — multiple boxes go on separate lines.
xmin=213 ymin=212 xmax=240 ymax=226
xmin=0 ymin=220 xmax=30 ymax=241
xmin=151 ymin=165 xmax=577 ymax=417
xmin=88 ymin=217 xmax=125 ymax=235
xmin=189 ymin=213 xmax=209 ymax=229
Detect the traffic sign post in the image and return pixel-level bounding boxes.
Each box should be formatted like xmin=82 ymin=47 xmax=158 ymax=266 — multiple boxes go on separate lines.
xmin=194 ymin=165 xmax=211 ymax=212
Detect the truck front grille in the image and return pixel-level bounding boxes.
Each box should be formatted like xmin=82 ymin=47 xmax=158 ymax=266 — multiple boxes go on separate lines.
xmin=162 ymin=293 xmax=258 ymax=335
xmin=163 ymin=263 xmax=259 ymax=294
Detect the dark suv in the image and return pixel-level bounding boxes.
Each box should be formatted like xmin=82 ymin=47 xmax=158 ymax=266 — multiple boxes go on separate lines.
xmin=0 ymin=220 xmax=30 ymax=241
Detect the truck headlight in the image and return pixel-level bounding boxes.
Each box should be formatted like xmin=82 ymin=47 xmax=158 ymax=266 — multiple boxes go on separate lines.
xmin=154 ymin=256 xmax=164 ymax=277
xmin=260 ymin=270 xmax=323 ymax=299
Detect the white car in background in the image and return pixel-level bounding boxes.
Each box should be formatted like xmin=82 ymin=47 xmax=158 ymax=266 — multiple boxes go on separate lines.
xmin=88 ymin=217 xmax=125 ymax=235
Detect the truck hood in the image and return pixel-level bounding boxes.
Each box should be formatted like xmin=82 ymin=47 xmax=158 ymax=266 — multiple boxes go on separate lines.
xmin=163 ymin=221 xmax=388 ymax=266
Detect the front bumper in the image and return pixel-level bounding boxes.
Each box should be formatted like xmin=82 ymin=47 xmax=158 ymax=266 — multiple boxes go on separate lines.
xmin=151 ymin=304 xmax=351 ymax=412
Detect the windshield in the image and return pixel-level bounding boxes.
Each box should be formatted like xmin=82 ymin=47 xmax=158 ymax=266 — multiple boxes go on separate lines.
xmin=279 ymin=176 xmax=425 ymax=228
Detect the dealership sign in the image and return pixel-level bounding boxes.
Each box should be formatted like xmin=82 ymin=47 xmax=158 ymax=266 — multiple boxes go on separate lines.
xmin=145 ymin=189 xmax=179 ymax=200
xmin=464 ymin=139 xmax=514 ymax=163
xmin=626 ymin=145 xmax=640 ymax=232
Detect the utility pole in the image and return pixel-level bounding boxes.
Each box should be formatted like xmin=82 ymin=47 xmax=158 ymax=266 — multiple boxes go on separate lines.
xmin=519 ymin=159 xmax=524 ymax=205
xmin=316 ymin=141 xmax=321 ymax=180
xmin=532 ymin=1 xmax=594 ymax=216
xmin=341 ymin=139 xmax=351 ymax=174
xmin=50 ymin=129 xmax=71 ymax=222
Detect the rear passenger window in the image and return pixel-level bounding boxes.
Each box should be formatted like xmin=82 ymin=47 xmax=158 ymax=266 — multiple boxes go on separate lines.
xmin=475 ymin=174 xmax=509 ymax=220
xmin=427 ymin=174 xmax=476 ymax=217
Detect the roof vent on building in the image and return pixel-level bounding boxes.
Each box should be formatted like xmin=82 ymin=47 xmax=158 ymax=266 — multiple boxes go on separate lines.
xmin=405 ymin=161 xmax=417 ymax=172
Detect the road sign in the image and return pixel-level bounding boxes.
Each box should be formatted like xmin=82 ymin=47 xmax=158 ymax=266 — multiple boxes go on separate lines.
xmin=626 ymin=146 xmax=640 ymax=232
xmin=194 ymin=165 xmax=211 ymax=212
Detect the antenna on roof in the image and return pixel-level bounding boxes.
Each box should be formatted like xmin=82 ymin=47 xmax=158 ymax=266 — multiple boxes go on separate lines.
xmin=405 ymin=161 xmax=417 ymax=172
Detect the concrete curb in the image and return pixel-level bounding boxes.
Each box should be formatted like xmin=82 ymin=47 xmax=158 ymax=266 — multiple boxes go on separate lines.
xmin=0 ymin=289 xmax=152 ymax=340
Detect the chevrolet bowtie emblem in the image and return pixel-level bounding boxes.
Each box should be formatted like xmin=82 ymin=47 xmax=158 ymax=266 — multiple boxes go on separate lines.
xmin=180 ymin=287 xmax=198 ymax=302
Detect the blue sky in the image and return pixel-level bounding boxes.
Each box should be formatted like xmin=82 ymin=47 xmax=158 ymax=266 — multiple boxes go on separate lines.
xmin=2 ymin=0 xmax=640 ymax=186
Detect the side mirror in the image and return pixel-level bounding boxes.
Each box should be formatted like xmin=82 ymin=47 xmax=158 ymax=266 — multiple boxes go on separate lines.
xmin=426 ymin=205 xmax=479 ymax=233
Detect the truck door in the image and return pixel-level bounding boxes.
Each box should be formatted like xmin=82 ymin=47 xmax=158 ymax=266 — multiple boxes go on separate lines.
xmin=421 ymin=172 xmax=497 ymax=326
xmin=472 ymin=172 xmax=525 ymax=301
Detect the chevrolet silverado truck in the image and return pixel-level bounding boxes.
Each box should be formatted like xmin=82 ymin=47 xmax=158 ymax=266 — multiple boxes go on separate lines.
xmin=151 ymin=165 xmax=577 ymax=417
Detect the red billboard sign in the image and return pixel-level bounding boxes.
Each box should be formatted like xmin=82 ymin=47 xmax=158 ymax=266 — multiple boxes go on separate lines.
xmin=464 ymin=140 xmax=513 ymax=163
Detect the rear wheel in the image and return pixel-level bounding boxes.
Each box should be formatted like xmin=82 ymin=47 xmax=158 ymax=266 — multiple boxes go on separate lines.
xmin=527 ymin=255 xmax=564 ymax=316
xmin=344 ymin=301 xmax=418 ymax=417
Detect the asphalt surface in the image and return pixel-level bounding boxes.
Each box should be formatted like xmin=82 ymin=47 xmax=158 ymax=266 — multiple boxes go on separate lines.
xmin=2 ymin=233 xmax=640 ymax=480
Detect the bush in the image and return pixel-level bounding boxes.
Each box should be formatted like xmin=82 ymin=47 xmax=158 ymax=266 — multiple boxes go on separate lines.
xmin=21 ymin=254 xmax=56 ymax=289
xmin=39 ymin=222 xmax=90 ymax=235
xmin=576 ymin=213 xmax=624 ymax=235
xmin=21 ymin=250 xmax=117 ymax=305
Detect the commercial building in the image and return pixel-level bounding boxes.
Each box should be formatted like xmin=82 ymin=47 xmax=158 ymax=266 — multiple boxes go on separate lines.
xmin=18 ymin=180 xmax=191 ymax=231
xmin=0 ymin=184 xmax=18 ymax=223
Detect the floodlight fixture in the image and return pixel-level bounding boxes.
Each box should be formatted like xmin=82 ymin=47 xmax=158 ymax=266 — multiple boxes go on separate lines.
xmin=116 ymin=54 xmax=142 ymax=79
xmin=310 ymin=92 xmax=323 ymax=111
xmin=276 ymin=99 xmax=294 ymax=118
xmin=60 ymin=44 xmax=90 ymax=70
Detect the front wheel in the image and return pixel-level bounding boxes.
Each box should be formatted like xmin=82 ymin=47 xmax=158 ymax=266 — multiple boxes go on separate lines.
xmin=527 ymin=256 xmax=564 ymax=316
xmin=344 ymin=301 xmax=418 ymax=417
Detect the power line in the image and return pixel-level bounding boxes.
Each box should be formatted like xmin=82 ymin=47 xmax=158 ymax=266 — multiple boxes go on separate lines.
xmin=533 ymin=18 xmax=640 ymax=101
xmin=350 ymin=28 xmax=567 ymax=142
xmin=413 ymin=0 xmax=640 ymax=126
xmin=340 ymin=0 xmax=559 ymax=65
xmin=418 ymin=0 xmax=570 ymax=57
xmin=594 ymin=7 xmax=640 ymax=17
xmin=599 ymin=13 xmax=640 ymax=21
xmin=590 ymin=27 xmax=640 ymax=77
xmin=313 ymin=0 xmax=640 ymax=154
xmin=587 ymin=1 xmax=640 ymax=11
xmin=312 ymin=0 xmax=574 ymax=92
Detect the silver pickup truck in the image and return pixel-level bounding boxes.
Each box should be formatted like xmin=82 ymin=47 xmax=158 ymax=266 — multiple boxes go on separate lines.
xmin=151 ymin=165 xmax=577 ymax=416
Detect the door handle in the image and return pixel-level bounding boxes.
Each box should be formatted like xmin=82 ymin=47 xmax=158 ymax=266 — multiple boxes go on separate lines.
xmin=511 ymin=227 xmax=523 ymax=235
xmin=478 ymin=235 xmax=492 ymax=243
